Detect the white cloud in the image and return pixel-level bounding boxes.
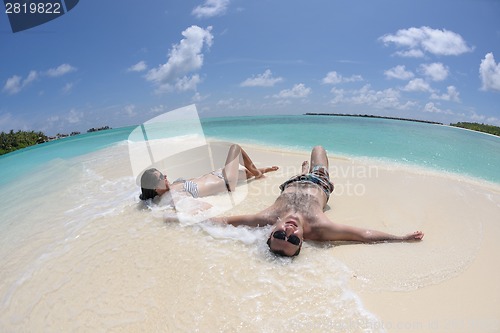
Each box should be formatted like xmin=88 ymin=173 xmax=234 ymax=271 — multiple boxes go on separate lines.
xmin=469 ymin=111 xmax=486 ymax=122
xmin=47 ymin=115 xmax=59 ymax=123
xmin=3 ymin=75 xmax=22 ymax=94
xmin=62 ymin=82 xmax=74 ymax=94
xmin=128 ymin=61 xmax=147 ymax=72
xmin=384 ymin=65 xmax=414 ymax=80
xmin=323 ymin=71 xmax=342 ymax=84
xmin=479 ymin=52 xmax=500 ymax=91
xmin=192 ymin=0 xmax=230 ymax=18
xmin=352 ymin=85 xmax=413 ymax=110
xmin=240 ymin=69 xmax=283 ymax=87
xmin=175 ymin=74 xmax=201 ymax=91
xmin=216 ymin=98 xmax=251 ymax=110
xmin=192 ymin=91 xmax=209 ymax=102
xmin=380 ymin=26 xmax=473 ymax=57
xmin=423 ymin=102 xmax=453 ymax=115
xmin=146 ymin=25 xmax=213 ymax=93
xmin=3 ymin=64 xmax=76 ymax=95
xmin=67 ymin=108 xmax=83 ymax=124
xmin=24 ymin=70 xmax=38 ymax=84
xmin=46 ymin=64 xmax=77 ymax=77
xmin=123 ymin=104 xmax=137 ymax=117
xmin=328 ymin=84 xmax=415 ymax=110
xmin=0 ymin=112 xmax=14 ymax=128
xmin=322 ymin=71 xmax=363 ymax=84
xmin=402 ymin=78 xmax=433 ymax=92
xmin=486 ymin=117 xmax=500 ymax=126
xmin=430 ymin=86 xmax=460 ymax=102
xmin=328 ymin=87 xmax=346 ymax=104
xmin=150 ymin=105 xmax=166 ymax=114
xmin=419 ymin=63 xmax=448 ymax=81
xmin=395 ymin=49 xmax=425 ymax=58
xmin=216 ymin=98 xmax=235 ymax=107
xmin=273 ymin=83 xmax=311 ymax=99
xmin=3 ymin=70 xmax=38 ymax=94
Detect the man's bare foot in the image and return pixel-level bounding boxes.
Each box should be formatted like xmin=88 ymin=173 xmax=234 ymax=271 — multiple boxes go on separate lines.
xmin=301 ymin=161 xmax=309 ymax=174
xmin=255 ymin=166 xmax=279 ymax=178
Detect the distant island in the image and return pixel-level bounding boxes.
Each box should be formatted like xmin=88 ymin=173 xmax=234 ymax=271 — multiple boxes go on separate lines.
xmin=0 ymin=126 xmax=112 ymax=156
xmin=305 ymin=113 xmax=500 ymax=137
xmin=305 ymin=113 xmax=443 ymax=125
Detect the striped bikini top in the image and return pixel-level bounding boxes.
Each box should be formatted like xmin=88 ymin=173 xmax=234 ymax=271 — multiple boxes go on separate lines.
xmin=173 ymin=178 xmax=199 ymax=198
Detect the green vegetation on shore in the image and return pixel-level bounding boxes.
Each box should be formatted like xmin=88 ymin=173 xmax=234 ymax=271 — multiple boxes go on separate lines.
xmin=449 ymin=122 xmax=500 ymax=137
xmin=0 ymin=126 xmax=112 ymax=156
xmin=0 ymin=130 xmax=48 ymax=155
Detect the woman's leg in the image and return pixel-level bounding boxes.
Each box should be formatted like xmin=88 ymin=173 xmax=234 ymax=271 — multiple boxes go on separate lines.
xmin=222 ymin=144 xmax=254 ymax=191
xmin=222 ymin=144 xmax=278 ymax=191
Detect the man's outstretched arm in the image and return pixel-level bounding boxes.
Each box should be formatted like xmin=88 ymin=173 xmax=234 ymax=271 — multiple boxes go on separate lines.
xmin=340 ymin=227 xmax=424 ymax=242
xmin=315 ymin=215 xmax=424 ymax=243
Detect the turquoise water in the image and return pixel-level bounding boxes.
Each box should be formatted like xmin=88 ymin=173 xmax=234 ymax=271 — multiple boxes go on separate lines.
xmin=0 ymin=126 xmax=135 ymax=186
xmin=1 ymin=115 xmax=499 ymax=185
xmin=206 ymin=115 xmax=500 ymax=183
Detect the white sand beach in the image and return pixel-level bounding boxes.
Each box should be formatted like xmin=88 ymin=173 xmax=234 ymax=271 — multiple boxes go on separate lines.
xmin=0 ymin=140 xmax=499 ymax=332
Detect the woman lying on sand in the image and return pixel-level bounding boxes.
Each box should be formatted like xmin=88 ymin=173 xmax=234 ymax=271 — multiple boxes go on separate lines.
xmin=139 ymin=144 xmax=278 ymax=201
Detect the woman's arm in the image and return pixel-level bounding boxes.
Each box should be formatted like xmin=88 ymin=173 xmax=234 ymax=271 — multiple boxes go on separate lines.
xmin=211 ymin=213 xmax=273 ymax=228
xmin=163 ymin=197 xmax=213 ymax=223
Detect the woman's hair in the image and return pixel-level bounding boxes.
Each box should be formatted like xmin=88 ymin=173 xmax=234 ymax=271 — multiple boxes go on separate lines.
xmin=140 ymin=168 xmax=160 ymax=200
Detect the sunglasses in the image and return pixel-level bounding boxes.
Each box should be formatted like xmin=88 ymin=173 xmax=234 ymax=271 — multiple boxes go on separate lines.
xmin=158 ymin=173 xmax=166 ymax=181
xmin=272 ymin=230 xmax=301 ymax=246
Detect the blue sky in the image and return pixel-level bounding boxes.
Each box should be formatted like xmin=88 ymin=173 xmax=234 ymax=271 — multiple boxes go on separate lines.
xmin=1 ymin=0 xmax=500 ymax=135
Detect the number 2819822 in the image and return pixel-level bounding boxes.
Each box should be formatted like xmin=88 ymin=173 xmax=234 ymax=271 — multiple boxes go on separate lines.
xmin=5 ymin=2 xmax=62 ymax=14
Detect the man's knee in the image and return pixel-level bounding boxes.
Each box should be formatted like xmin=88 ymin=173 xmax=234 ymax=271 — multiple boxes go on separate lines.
xmin=311 ymin=145 xmax=328 ymax=166
xmin=312 ymin=145 xmax=326 ymax=154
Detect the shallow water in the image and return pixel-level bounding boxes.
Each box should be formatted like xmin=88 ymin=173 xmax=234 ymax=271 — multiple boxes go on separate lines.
xmin=2 ymin=115 xmax=500 ymax=187
xmin=0 ymin=142 xmax=386 ymax=331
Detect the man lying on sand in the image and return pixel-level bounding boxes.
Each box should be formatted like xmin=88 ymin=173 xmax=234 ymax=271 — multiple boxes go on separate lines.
xmin=211 ymin=146 xmax=424 ymax=257
xmin=139 ymin=144 xmax=278 ymax=201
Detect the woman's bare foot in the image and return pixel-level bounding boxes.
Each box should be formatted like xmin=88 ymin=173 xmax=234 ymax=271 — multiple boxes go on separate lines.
xmin=254 ymin=166 xmax=279 ymax=178
xmin=405 ymin=231 xmax=424 ymax=241
xmin=301 ymin=161 xmax=309 ymax=174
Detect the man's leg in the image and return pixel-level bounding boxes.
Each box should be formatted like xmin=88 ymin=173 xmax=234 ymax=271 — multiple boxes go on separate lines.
xmin=301 ymin=161 xmax=309 ymax=174
xmin=309 ymin=145 xmax=329 ymax=170
xmin=309 ymin=146 xmax=334 ymax=207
